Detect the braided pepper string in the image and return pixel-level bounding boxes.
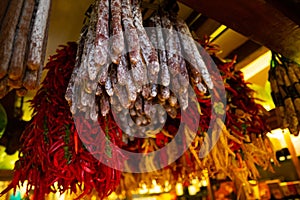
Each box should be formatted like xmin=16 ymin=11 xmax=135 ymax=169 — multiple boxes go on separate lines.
xmin=0 ymin=42 xmax=122 ymax=200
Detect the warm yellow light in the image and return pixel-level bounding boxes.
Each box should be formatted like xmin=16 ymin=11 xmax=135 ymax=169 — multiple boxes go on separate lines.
xmin=152 ymin=179 xmax=157 ymax=186
xmin=279 ymin=157 xmax=285 ymax=161
xmin=148 ymin=179 xmax=163 ymax=194
xmin=188 ymin=185 xmax=197 ymax=196
xmin=164 ymin=180 xmax=172 ymax=192
xmin=241 ymin=51 xmax=272 ymax=81
xmin=91 ymin=195 xmax=97 ymax=200
xmin=201 ymin=169 xmax=209 ymax=187
xmin=175 ymin=183 xmax=184 ymax=196
xmin=248 ymin=180 xmax=260 ymax=199
xmin=18 ymin=180 xmax=28 ymax=197
xmin=55 ymin=192 xmax=65 ymax=200
xmin=0 ymin=146 xmax=18 ymax=170
xmin=150 ymin=185 xmax=162 ymax=194
xmin=267 ymin=128 xmax=300 ymax=155
xmin=210 ymin=25 xmax=227 ymax=41
xmin=201 ymin=179 xmax=208 ymax=187
xmin=138 ymin=183 xmax=148 ymax=194
xmin=191 ymin=178 xmax=199 ymax=186
xmin=107 ymin=192 xmax=118 ymax=200
xmin=15 ymin=96 xmax=33 ymax=121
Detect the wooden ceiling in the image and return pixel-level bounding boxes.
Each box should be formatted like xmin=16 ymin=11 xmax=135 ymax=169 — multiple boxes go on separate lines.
xmin=179 ymin=0 xmax=300 ymax=63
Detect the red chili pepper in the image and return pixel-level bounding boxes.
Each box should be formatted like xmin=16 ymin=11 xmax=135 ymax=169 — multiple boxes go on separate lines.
xmin=74 ymin=131 xmax=78 ymax=154
xmin=225 ymin=85 xmax=239 ymax=96
xmin=48 ymin=140 xmax=65 ymax=154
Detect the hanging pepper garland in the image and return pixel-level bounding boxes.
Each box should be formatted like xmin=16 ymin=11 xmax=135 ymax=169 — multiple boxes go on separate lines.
xmin=0 ymin=42 xmax=123 ymax=200
xmin=200 ymin=41 xmax=278 ymax=181
xmin=186 ymin=39 xmax=277 ymax=182
xmin=115 ymin=39 xmax=278 ymax=195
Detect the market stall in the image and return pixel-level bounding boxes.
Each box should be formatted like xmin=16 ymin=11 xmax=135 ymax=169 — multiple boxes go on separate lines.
xmin=0 ymin=0 xmax=300 ymax=199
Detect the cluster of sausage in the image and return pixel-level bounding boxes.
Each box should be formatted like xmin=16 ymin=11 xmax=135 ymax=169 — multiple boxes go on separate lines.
xmin=65 ymin=0 xmax=213 ymax=138
xmin=0 ymin=0 xmax=51 ymax=98
xmin=269 ymin=53 xmax=300 ymax=136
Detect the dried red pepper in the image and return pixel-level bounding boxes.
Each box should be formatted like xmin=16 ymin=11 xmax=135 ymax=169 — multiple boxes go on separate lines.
xmin=0 ymin=42 xmax=122 ymax=200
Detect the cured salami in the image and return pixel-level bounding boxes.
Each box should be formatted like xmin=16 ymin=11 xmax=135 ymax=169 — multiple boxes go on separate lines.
xmin=110 ymin=0 xmax=124 ymax=64
xmin=152 ymin=14 xmax=170 ymax=87
xmin=63 ymin=0 xmax=214 ymax=123
xmin=8 ymin=0 xmax=35 ymax=81
xmin=0 ymin=0 xmax=24 ymax=78
xmin=132 ymin=0 xmax=159 ymax=76
xmin=175 ymin=19 xmax=213 ymax=89
xmin=117 ymin=55 xmax=129 ymax=86
xmin=121 ymin=0 xmax=140 ymax=64
xmin=27 ymin=0 xmax=51 ymax=71
xmin=125 ymin=72 xmax=137 ymax=102
xmin=23 ymin=69 xmax=38 ymax=90
xmin=131 ymin=55 xmax=147 ymax=92
xmin=65 ymin=29 xmax=86 ymax=105
xmin=94 ymin=0 xmax=109 ymax=67
xmin=100 ymin=92 xmax=110 ymax=116
xmin=161 ymin=12 xmax=180 ymax=76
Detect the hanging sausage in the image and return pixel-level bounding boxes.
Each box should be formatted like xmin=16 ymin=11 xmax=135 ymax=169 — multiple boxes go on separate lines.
xmin=0 ymin=0 xmax=51 ymax=98
xmin=269 ymin=52 xmax=300 ymax=136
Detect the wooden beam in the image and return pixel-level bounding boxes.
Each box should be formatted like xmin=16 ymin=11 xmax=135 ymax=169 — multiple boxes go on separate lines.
xmin=189 ymin=15 xmax=207 ymax=31
xmin=283 ymin=130 xmax=300 ymax=179
xmin=212 ymin=29 xmax=248 ymax=58
xmin=185 ymin=10 xmax=201 ymax=27
xmin=178 ymin=0 xmax=300 ymax=64
xmin=227 ymin=40 xmax=262 ymax=63
xmin=177 ymin=2 xmax=194 ymax=21
xmin=194 ymin=18 xmax=221 ymax=39
xmin=265 ymin=0 xmax=300 ymax=26
xmin=0 ymin=170 xmax=13 ymax=181
xmin=235 ymin=46 xmax=269 ymax=71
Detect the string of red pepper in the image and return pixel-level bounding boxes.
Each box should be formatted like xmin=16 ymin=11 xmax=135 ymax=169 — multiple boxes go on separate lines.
xmin=199 ymin=38 xmax=271 ymax=160
xmin=0 ymin=42 xmax=123 ymax=200
xmin=114 ymin=39 xmax=271 ymax=190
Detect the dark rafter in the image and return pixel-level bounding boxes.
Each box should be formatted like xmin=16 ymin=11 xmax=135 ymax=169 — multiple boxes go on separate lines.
xmin=178 ymin=0 xmax=300 ymax=63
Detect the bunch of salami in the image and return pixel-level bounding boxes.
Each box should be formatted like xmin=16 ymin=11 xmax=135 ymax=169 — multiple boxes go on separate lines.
xmin=0 ymin=0 xmax=51 ymax=98
xmin=65 ymin=0 xmax=213 ymax=138
xmin=269 ymin=52 xmax=300 ymax=136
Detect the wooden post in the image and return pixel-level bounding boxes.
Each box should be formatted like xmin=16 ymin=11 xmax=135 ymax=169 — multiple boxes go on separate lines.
xmin=203 ymin=169 xmax=214 ymax=200
xmin=283 ymin=129 xmax=300 ymax=179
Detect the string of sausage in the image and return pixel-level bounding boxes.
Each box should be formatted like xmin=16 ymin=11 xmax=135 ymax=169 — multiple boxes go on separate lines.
xmin=174 ymin=18 xmax=213 ymax=89
xmin=66 ymin=0 xmax=214 ymax=132
xmin=269 ymin=53 xmax=300 ymax=136
xmin=8 ymin=0 xmax=36 ymax=82
xmin=110 ymin=0 xmax=124 ymax=64
xmin=0 ymin=0 xmax=24 ymax=79
xmin=0 ymin=0 xmax=51 ymax=99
